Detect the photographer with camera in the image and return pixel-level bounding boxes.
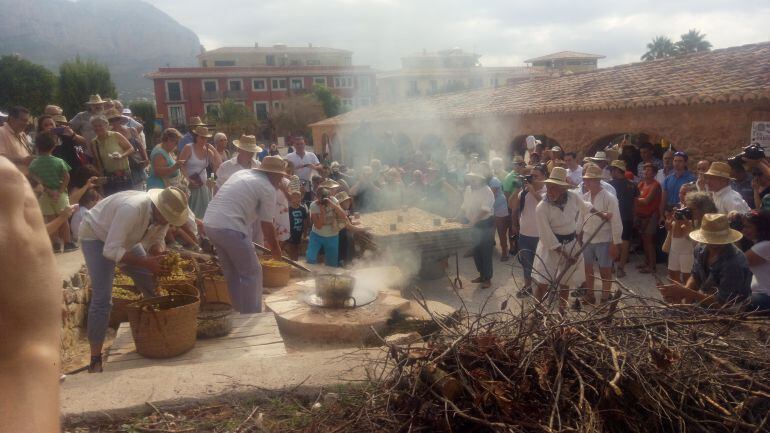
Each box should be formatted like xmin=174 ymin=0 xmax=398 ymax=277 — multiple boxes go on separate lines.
xmin=663 ymin=184 xmax=702 ymax=284
xmin=306 ymin=182 xmax=347 ymax=267
xmin=514 ymin=164 xmax=547 ymax=297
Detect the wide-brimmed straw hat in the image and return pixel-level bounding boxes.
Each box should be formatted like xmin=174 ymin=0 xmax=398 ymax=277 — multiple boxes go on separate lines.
xmin=105 ymin=108 xmax=124 ymax=122
xmin=188 ymin=116 xmax=210 ymax=127
xmin=582 ymin=164 xmax=604 ymax=179
xmin=52 ymin=114 xmax=69 ymax=124
xmin=589 ymin=151 xmax=609 ymax=162
xmin=703 ymin=161 xmax=734 ymax=180
xmin=688 ymin=213 xmax=743 ymax=245
xmin=44 ymin=105 xmax=63 ymax=116
xmin=319 ymin=179 xmax=340 ymax=189
xmin=148 ymin=187 xmax=189 ymax=227
xmin=86 ymin=94 xmax=105 ymax=105
xmin=610 ymin=160 xmax=627 ymax=172
xmin=544 ymin=166 xmax=571 ymax=186
xmin=191 ymin=125 xmax=213 ymax=138
xmin=232 ymin=135 xmax=262 ymax=153
xmin=255 ymin=155 xmax=286 ymax=175
xmin=335 ymin=191 xmax=352 ymax=204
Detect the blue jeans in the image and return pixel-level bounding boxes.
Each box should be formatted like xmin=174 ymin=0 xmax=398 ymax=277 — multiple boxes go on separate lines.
xmin=306 ymin=231 xmax=340 ymax=267
xmin=517 ymin=234 xmax=539 ymax=282
xmin=205 ymin=226 xmax=263 ymax=313
xmin=82 ymin=240 xmax=155 ymax=346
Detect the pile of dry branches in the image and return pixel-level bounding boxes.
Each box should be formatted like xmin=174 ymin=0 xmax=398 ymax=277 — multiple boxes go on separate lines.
xmin=350 ymin=294 xmax=770 ymax=433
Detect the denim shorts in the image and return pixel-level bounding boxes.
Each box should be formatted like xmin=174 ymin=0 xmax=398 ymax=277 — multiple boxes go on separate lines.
xmin=583 ymin=242 xmax=612 ymax=268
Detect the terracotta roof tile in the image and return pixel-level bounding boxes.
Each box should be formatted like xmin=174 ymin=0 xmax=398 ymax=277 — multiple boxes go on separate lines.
xmin=312 ymin=42 xmax=770 ymax=127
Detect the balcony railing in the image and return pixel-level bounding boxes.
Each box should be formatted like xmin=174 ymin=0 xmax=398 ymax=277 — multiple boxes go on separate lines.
xmin=202 ymin=90 xmax=222 ymax=101
xmin=223 ymin=90 xmax=247 ymax=100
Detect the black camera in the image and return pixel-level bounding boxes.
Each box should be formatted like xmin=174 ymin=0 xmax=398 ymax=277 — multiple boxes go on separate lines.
xmin=673 ymin=207 xmax=693 ymax=220
xmin=729 ymin=143 xmax=766 ymax=165
xmin=521 ymin=174 xmax=533 ymax=184
xmin=730 ymin=216 xmax=744 ymax=232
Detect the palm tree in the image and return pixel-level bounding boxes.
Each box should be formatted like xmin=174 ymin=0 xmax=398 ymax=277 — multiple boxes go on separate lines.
xmin=641 ymin=36 xmax=677 ymax=61
xmin=675 ymin=29 xmax=712 ymax=55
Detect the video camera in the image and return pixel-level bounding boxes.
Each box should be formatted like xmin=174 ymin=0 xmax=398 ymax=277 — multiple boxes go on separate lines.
xmin=727 ymin=143 xmax=766 ymax=166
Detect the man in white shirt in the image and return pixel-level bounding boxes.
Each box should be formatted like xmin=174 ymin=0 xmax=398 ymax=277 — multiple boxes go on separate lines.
xmin=203 ymin=156 xmax=285 ymax=314
xmin=215 ymin=135 xmax=262 ymax=192
xmin=285 ymin=136 xmax=323 ymax=200
xmin=703 ymin=162 xmax=751 ymax=214
xmin=457 ymin=171 xmax=495 ymax=288
xmin=580 ymin=165 xmax=622 ymax=304
xmin=564 ymin=152 xmax=583 ymax=186
xmin=79 ymin=187 xmax=190 ymax=372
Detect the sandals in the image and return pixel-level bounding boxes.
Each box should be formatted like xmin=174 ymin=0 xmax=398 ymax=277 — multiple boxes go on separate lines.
xmin=88 ymin=355 xmax=103 ymax=373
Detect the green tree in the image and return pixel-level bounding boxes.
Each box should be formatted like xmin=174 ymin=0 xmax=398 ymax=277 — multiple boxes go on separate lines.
xmin=205 ymin=99 xmax=256 ymax=139
xmin=271 ymin=95 xmax=326 ymax=138
xmin=58 ymin=56 xmax=117 ymax=117
xmin=313 ymin=84 xmax=342 ymax=117
xmin=129 ymin=100 xmax=157 ymax=142
xmin=641 ymin=36 xmax=677 ymax=61
xmin=675 ymin=29 xmax=712 ymax=55
xmin=0 ymin=55 xmax=57 ymax=114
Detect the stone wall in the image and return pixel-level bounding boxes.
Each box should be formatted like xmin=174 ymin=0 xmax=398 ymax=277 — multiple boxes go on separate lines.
xmin=313 ymin=100 xmax=770 ymax=166
xmin=61 ymin=269 xmax=90 ymax=353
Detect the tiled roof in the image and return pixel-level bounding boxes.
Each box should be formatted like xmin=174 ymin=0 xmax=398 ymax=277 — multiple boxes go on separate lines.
xmin=312 ymin=42 xmax=770 ymax=127
xmin=145 ymin=66 xmax=375 ymax=79
xmin=525 ymin=51 xmax=606 ymax=62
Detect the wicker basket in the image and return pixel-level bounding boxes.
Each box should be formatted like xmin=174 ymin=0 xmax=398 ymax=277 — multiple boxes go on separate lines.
xmin=127 ymin=295 xmax=200 ymax=358
xmin=262 ymin=260 xmax=291 ymax=288
xmin=157 ymin=282 xmax=200 ymax=298
xmin=201 ymin=275 xmax=231 ymax=304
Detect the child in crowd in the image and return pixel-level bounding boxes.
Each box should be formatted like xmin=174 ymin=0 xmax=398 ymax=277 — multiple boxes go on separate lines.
xmin=286 ymin=190 xmax=308 ymax=261
xmin=29 ymin=132 xmax=77 ymax=253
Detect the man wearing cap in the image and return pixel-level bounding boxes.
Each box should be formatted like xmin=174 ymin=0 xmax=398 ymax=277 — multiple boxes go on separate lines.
xmin=79 ymin=187 xmax=190 ymax=372
xmin=609 ymin=160 xmax=639 ymax=277
xmin=0 ymin=106 xmax=33 ymax=174
xmin=580 ymin=165 xmax=622 ymax=303
xmin=204 ymin=156 xmax=285 ymax=314
xmin=533 ymin=167 xmax=608 ymax=311
xmin=70 ymin=95 xmax=105 ymax=150
xmin=659 ymin=151 xmax=697 ymax=221
xmin=703 ymin=162 xmax=750 ymax=214
xmin=658 ymin=214 xmax=751 ymax=307
xmin=215 ymin=135 xmax=262 ymax=191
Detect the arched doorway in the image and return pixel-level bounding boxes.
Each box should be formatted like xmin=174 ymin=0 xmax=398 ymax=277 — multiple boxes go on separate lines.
xmin=457 ymin=133 xmax=487 ymax=158
xmin=419 ymin=134 xmax=444 ymax=162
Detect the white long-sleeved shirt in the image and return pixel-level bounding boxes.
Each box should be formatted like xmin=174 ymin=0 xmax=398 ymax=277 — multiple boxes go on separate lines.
xmin=712 ymin=185 xmax=750 ymax=214
xmin=79 ymin=191 xmax=166 ymax=262
xmin=203 ymin=169 xmax=276 ymax=236
xmin=536 ymin=190 xmax=591 ymax=251
xmin=461 ymin=185 xmax=495 ymax=222
xmin=580 ymin=188 xmax=623 ymax=245
xmin=215 ymin=155 xmax=260 ymax=189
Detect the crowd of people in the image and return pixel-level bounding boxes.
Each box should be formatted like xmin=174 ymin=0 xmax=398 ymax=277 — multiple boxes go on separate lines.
xmin=2 ymin=97 xmax=770 ymax=371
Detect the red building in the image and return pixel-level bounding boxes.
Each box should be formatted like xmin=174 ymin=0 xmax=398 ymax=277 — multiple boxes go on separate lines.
xmin=145 ymin=45 xmax=376 ymax=132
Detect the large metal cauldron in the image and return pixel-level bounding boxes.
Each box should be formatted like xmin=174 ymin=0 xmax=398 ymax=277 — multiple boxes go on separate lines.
xmin=314 ymin=273 xmax=357 ymax=307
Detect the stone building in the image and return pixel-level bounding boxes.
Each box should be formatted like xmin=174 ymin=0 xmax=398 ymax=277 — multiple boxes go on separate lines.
xmin=525 ymin=51 xmax=605 ymax=74
xmin=310 ymin=42 xmax=770 ymax=168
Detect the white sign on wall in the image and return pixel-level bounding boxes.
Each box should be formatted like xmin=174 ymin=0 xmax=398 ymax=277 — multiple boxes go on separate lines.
xmin=751 ymin=121 xmax=770 ymax=156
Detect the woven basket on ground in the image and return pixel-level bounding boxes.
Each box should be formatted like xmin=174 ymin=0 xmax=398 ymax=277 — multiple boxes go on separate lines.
xmin=127 ymin=294 xmax=200 ymax=358
xmin=201 ymin=275 xmax=231 ymax=305
xmin=110 ymin=287 xmax=142 ymax=328
xmin=157 ymin=282 xmax=200 ymax=298
xmin=262 ymin=259 xmax=291 ymax=288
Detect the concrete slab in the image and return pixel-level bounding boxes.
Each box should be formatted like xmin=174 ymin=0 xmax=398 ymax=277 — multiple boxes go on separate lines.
xmin=106 ymin=312 xmax=286 ymax=371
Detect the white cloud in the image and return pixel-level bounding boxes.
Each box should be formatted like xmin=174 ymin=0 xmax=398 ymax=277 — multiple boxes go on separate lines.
xmin=149 ymin=0 xmax=770 ymax=69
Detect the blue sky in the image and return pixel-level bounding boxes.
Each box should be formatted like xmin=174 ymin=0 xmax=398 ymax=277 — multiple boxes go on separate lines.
xmin=150 ymin=0 xmax=770 ymax=70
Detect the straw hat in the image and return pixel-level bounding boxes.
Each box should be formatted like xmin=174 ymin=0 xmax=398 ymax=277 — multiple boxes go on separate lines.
xmin=86 ymin=94 xmax=105 ymax=105
xmin=582 ymin=164 xmax=604 ymax=179
xmin=464 ymin=171 xmax=486 ymax=182
xmin=52 ymin=114 xmax=69 ymax=124
xmin=590 ymin=151 xmax=609 ymax=162
xmin=544 ymin=166 xmax=571 ymax=186
xmin=44 ymin=105 xmax=63 ymax=116
xmin=330 ymin=161 xmax=341 ymax=172
xmin=188 ymin=116 xmax=208 ymax=127
xmin=105 ymin=108 xmax=124 ymax=121
xmin=255 ymin=155 xmax=287 ymax=175
xmin=703 ymin=162 xmax=734 ymax=180
xmin=319 ymin=179 xmax=340 ymax=189
xmin=148 ymin=187 xmax=190 ymax=227
xmin=232 ymin=135 xmax=262 ymax=153
xmin=688 ymin=213 xmax=743 ymax=245
xmin=191 ymin=125 xmax=213 ymax=138
xmin=610 ymin=160 xmax=627 ymax=172
xmin=335 ymin=191 xmax=352 ymax=204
